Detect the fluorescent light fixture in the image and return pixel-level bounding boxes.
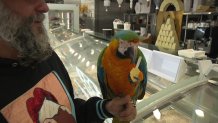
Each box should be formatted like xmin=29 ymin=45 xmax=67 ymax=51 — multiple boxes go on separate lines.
xmin=67 ymin=12 xmax=70 ymax=29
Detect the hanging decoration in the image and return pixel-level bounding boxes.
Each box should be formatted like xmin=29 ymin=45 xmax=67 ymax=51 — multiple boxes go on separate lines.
xmin=104 ymin=0 xmax=111 ymax=12
xmin=117 ymin=0 xmax=123 ymax=7
xmin=154 ymin=0 xmax=162 ymax=10
xmin=130 ymin=0 xmax=133 ymax=9
xmin=135 ymin=0 xmax=151 ymax=14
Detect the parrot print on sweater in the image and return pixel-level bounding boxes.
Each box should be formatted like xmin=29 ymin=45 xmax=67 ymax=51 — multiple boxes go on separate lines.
xmin=97 ymin=30 xmax=147 ymax=123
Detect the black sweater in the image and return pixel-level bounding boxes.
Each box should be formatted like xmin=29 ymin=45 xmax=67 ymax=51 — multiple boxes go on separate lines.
xmin=0 ymin=52 xmax=112 ymax=123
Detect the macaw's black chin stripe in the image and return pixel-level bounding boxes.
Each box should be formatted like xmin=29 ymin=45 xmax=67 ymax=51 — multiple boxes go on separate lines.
xmin=116 ymin=47 xmax=134 ymax=60
xmin=124 ymin=47 xmax=135 ymax=63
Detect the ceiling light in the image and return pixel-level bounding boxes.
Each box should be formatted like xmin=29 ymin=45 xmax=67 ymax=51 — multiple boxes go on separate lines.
xmin=117 ymin=0 xmax=123 ymax=7
xmin=104 ymin=0 xmax=110 ymax=12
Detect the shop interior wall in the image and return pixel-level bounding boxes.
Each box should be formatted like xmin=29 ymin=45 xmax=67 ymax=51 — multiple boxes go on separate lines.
xmin=94 ymin=0 xmax=135 ymax=33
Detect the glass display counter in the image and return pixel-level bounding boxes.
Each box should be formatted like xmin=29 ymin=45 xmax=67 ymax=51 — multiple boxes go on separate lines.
xmin=45 ymin=3 xmax=80 ymax=48
xmin=53 ymin=34 xmax=107 ymax=100
xmin=52 ymin=32 xmax=218 ymax=123
xmin=134 ymin=78 xmax=218 ymax=123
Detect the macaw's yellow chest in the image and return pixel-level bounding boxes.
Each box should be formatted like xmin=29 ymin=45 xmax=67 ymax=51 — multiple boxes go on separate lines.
xmin=102 ymin=40 xmax=138 ymax=97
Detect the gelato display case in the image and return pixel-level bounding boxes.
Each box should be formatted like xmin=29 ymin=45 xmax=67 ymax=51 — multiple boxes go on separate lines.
xmin=53 ymin=34 xmax=107 ymax=100
xmin=45 ymin=3 xmax=80 ymax=48
xmin=52 ymin=32 xmax=218 ymax=123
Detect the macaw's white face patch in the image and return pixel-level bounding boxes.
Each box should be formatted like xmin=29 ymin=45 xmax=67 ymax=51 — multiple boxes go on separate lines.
xmin=118 ymin=39 xmax=139 ymax=55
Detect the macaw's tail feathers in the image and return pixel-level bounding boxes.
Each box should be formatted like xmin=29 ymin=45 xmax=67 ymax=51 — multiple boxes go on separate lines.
xmin=112 ymin=117 xmax=130 ymax=123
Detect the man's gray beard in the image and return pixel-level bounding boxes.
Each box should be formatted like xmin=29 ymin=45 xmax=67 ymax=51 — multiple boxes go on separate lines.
xmin=0 ymin=1 xmax=52 ymax=67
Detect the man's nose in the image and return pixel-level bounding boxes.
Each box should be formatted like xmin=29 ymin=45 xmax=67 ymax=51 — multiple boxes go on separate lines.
xmin=36 ymin=2 xmax=49 ymax=13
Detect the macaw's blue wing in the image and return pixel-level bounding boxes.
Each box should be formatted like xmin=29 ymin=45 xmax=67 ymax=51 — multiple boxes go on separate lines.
xmin=136 ymin=49 xmax=147 ymax=99
xmin=97 ymin=48 xmax=108 ymax=99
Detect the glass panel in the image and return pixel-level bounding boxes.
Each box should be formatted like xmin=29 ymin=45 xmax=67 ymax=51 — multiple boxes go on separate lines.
xmin=54 ymin=35 xmax=107 ymax=100
xmin=48 ymin=10 xmax=78 ymax=43
xmin=143 ymin=107 xmax=191 ymax=123
xmin=137 ymin=83 xmax=218 ymax=123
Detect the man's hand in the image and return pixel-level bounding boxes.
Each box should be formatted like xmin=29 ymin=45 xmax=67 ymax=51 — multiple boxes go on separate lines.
xmin=105 ymin=95 xmax=136 ymax=121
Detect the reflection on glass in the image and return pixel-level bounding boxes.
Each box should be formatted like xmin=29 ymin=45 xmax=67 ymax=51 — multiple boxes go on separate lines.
xmin=78 ymin=55 xmax=81 ymax=60
xmin=153 ymin=109 xmax=161 ymax=120
xmin=195 ymin=109 xmax=204 ymax=117
xmin=86 ymin=61 xmax=90 ymax=67
xmin=91 ymin=65 xmax=95 ymax=70
xmin=79 ymin=43 xmax=83 ymax=48
xmin=82 ymin=58 xmax=86 ymax=62
xmin=61 ymin=12 xmax=64 ymax=23
xmin=74 ymin=52 xmax=78 ymax=56
xmin=69 ymin=48 xmax=75 ymax=54
xmin=73 ymin=67 xmax=102 ymax=99
xmin=67 ymin=12 xmax=70 ymax=29
xmin=48 ymin=10 xmax=77 ymax=44
xmin=143 ymin=107 xmax=191 ymax=123
xmin=91 ymin=49 xmax=95 ymax=55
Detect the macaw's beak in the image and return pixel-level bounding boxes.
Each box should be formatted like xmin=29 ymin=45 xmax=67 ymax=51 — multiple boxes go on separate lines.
xmin=124 ymin=46 xmax=137 ymax=63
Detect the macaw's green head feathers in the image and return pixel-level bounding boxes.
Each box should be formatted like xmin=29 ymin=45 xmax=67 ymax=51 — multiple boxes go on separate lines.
xmin=114 ymin=30 xmax=139 ymax=42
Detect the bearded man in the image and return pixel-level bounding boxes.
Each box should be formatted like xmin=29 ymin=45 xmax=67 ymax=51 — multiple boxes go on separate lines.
xmin=0 ymin=0 xmax=137 ymax=123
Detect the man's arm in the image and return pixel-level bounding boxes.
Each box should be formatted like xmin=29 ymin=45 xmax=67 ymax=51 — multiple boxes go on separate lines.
xmin=74 ymin=97 xmax=113 ymax=123
xmin=74 ymin=95 xmax=136 ymax=123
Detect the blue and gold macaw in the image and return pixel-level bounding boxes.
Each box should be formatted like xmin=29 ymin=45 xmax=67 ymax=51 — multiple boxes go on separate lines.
xmin=97 ymin=30 xmax=147 ymax=123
